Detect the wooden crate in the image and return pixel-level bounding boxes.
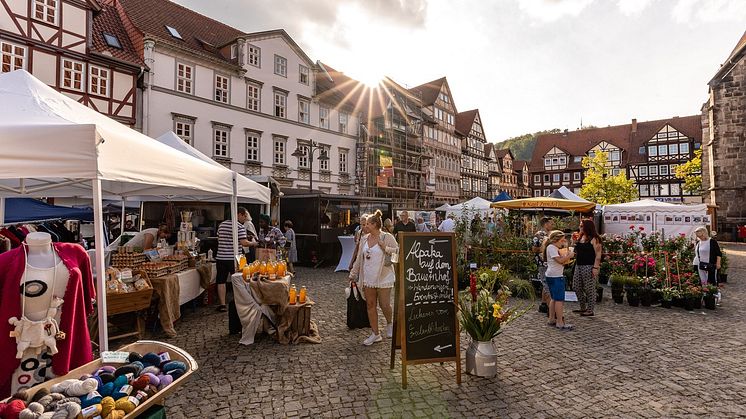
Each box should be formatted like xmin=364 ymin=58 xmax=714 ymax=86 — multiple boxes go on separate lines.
xmin=1 ymin=340 xmax=198 ymax=418
xmin=291 ymin=304 xmax=312 ymax=337
xmin=107 ymin=273 xmax=153 ymax=316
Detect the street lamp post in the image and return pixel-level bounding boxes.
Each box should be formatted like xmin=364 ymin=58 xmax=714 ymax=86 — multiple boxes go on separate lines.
xmin=291 ymin=139 xmax=329 ymax=192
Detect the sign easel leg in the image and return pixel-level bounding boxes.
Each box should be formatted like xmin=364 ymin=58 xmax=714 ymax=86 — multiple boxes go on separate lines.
xmin=390 ymin=277 xmax=399 ymax=370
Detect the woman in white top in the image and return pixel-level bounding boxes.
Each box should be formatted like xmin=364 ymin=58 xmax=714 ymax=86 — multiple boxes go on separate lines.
xmin=542 ymin=230 xmax=575 ymax=330
xmin=692 ymin=226 xmax=722 ymax=286
xmin=349 ymin=210 xmax=399 ymax=346
xmin=125 ymin=224 xmax=170 ymax=250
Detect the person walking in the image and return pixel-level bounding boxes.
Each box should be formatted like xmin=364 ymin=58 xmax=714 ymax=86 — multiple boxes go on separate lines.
xmin=383 ymin=218 xmax=394 ymax=234
xmin=216 ymin=207 xmax=255 ymax=312
xmin=349 ymin=213 xmax=370 ymax=271
xmin=438 ymin=213 xmax=456 ymax=232
xmin=393 ymin=210 xmax=416 ymax=237
xmin=283 ymin=220 xmax=297 ymax=273
xmin=542 ymin=230 xmax=574 ymax=330
xmin=693 ymin=226 xmax=722 ymax=285
xmin=349 ymin=210 xmax=398 ymax=345
xmin=415 ymin=216 xmax=430 ymax=232
xmin=532 ymin=217 xmax=554 ymax=314
xmin=572 ymin=220 xmax=602 ymax=317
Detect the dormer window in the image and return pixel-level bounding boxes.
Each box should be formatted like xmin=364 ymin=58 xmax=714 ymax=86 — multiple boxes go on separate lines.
xmin=165 ymin=26 xmax=183 ymax=40
xmin=103 ymin=33 xmax=121 ymax=49
xmin=34 ymin=0 xmax=58 ymax=25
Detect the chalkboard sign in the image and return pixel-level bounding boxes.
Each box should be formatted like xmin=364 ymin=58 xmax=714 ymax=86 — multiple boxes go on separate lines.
xmin=396 ymin=232 xmax=460 ymax=387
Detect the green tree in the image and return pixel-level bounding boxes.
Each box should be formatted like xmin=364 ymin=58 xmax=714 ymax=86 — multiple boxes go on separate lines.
xmin=494 ymin=129 xmax=561 ymax=161
xmin=674 ymin=149 xmax=702 ymax=194
xmin=579 ymin=151 xmax=638 ymax=205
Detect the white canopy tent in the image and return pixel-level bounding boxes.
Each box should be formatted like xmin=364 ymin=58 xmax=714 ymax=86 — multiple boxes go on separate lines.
xmin=0 ymin=70 xmax=268 ymax=349
xmin=434 ymin=203 xmax=452 ymax=212
xmin=602 ymin=199 xmax=708 ymax=237
xmin=446 ymin=196 xmax=494 ymax=220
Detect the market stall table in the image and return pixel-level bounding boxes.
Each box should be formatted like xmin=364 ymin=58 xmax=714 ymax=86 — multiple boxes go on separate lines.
xmin=230 ymin=273 xmax=319 ymax=345
xmin=150 ymin=265 xmax=215 ymax=337
xmin=335 ymin=235 xmax=355 ymax=272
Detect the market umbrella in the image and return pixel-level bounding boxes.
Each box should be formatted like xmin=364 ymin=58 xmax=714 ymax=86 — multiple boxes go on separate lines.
xmin=491 ymin=191 xmax=513 ymax=202
xmin=491 ymin=197 xmax=596 ymax=212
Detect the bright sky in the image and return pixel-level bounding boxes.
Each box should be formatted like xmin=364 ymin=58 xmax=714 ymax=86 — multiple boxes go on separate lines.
xmin=175 ymin=0 xmax=746 ymax=141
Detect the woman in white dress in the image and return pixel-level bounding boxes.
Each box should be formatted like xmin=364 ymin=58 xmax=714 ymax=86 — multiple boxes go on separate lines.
xmin=349 ymin=210 xmax=398 ymax=346
xmin=692 ymin=226 xmax=722 ymax=285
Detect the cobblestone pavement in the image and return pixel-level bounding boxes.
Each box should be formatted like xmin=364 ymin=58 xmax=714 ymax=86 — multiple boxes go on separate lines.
xmin=153 ymin=244 xmax=746 ymax=418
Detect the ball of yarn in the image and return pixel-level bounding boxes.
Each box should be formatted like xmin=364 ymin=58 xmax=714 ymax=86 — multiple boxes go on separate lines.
xmin=50 ymin=401 xmax=81 ymax=419
xmin=29 ymin=388 xmax=49 ymax=404
xmin=140 ymin=366 xmax=160 ymax=376
xmin=11 ymin=390 xmax=29 ymax=402
xmin=35 ymin=393 xmax=64 ymax=410
xmin=157 ymin=374 xmax=173 ymax=390
xmin=143 ymin=384 xmax=158 ymax=398
xmin=48 ymin=397 xmax=80 ymax=412
xmin=77 ymin=403 xmax=101 ymax=419
xmin=167 ymin=369 xmax=185 ymax=380
xmin=79 ymin=374 xmax=92 ymax=380
xmin=142 ymin=373 xmax=159 ymax=387
xmin=162 ymin=361 xmax=186 ymax=374
xmin=50 ymin=378 xmax=98 ymax=397
xmin=100 ymin=397 xmax=116 ymax=417
xmin=97 ymin=366 xmax=116 ymax=375
xmin=98 ymin=372 xmax=115 ymax=384
xmin=141 ymin=353 xmax=161 ymax=367
xmin=112 ymin=384 xmax=132 ymax=400
xmin=114 ymin=397 xmax=138 ymax=414
xmin=127 ymin=352 xmax=143 ymax=363
xmin=105 ymin=410 xmax=126 ymax=419
xmin=18 ymin=402 xmax=42 ymax=419
xmin=99 ymin=382 xmax=114 ymax=398
xmin=4 ymin=399 xmax=27 ymax=419
xmin=114 ymin=365 xmax=137 ymax=378
xmin=80 ymin=391 xmax=102 ymax=408
xmin=131 ymin=375 xmax=149 ymax=391
xmin=112 ymin=375 xmax=128 ymax=389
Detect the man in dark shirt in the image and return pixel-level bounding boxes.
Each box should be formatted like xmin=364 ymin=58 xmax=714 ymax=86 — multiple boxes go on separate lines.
xmin=393 ymin=210 xmax=417 ymax=237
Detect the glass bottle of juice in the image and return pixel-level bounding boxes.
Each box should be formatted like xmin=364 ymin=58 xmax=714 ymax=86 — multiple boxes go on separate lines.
xmin=267 ymin=261 xmax=277 ymax=280
xmin=299 ymin=286 xmax=307 ymax=304
xmin=238 ymin=254 xmax=246 ymax=270
xmin=289 ymin=284 xmax=297 ymax=305
xmin=259 ymin=261 xmax=268 ymax=276
xmin=277 ymin=260 xmax=286 ymax=277
xmin=242 ymin=266 xmax=251 ymax=281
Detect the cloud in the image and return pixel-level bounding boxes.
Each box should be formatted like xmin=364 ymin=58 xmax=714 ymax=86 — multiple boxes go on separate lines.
xmin=672 ymin=0 xmax=746 ymax=24
xmin=617 ymin=0 xmax=655 ymax=16
xmin=515 ymin=0 xmax=595 ymax=22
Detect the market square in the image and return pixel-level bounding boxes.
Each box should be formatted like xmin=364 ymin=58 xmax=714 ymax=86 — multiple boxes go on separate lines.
xmin=1 ymin=1 xmax=746 ymax=418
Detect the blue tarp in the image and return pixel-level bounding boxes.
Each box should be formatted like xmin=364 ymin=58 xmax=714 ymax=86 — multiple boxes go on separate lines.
xmin=491 ymin=191 xmax=513 ymax=202
xmin=4 ymin=198 xmax=93 ymax=224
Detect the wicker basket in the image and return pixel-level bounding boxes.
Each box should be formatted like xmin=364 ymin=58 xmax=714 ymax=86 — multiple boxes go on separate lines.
xmin=1 ymin=340 xmax=197 ymax=418
xmin=107 ymin=271 xmax=153 ymax=316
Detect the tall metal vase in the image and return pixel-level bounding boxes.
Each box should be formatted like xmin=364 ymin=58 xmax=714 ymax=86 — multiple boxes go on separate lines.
xmin=465 ymin=340 xmax=498 ymax=378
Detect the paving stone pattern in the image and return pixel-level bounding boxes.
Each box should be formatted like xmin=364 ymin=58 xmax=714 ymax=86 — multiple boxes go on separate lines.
xmin=155 ymin=244 xmax=746 ymax=418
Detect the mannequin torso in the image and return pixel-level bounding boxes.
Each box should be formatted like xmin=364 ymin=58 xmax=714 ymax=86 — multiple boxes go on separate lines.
xmin=26 ymin=232 xmax=56 ymax=269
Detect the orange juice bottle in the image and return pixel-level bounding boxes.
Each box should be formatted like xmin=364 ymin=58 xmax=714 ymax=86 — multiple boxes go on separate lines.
xmin=299 ymin=286 xmax=307 ymax=304
xmin=242 ymin=266 xmax=251 ymax=281
xmin=238 ymin=254 xmax=247 ymax=270
xmin=289 ymin=284 xmax=297 ymax=305
xmin=277 ymin=260 xmax=286 ymax=277
xmin=259 ymin=261 xmax=268 ymax=276
xmin=267 ymin=261 xmax=277 ymax=280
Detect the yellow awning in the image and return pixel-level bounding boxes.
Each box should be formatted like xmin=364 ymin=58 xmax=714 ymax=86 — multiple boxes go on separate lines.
xmin=491 ymin=197 xmax=596 ymax=212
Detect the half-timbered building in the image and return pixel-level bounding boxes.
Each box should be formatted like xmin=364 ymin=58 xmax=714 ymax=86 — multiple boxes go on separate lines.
xmin=456 ymin=109 xmax=488 ymax=200
xmin=0 ymin=0 xmax=141 ymax=125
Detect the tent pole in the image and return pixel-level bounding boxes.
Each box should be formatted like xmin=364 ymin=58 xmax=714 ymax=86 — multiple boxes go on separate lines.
xmin=92 ymin=178 xmax=109 ymax=351
xmin=121 ymin=197 xmax=126 ymax=235
xmin=231 ymin=174 xmax=239 ymax=260
xmin=0 ymin=197 xmax=5 ymax=225
xmin=139 ymin=201 xmax=144 ymax=231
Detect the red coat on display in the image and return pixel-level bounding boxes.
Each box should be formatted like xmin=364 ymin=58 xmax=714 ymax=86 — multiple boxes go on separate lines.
xmin=0 ymin=243 xmax=95 ymax=398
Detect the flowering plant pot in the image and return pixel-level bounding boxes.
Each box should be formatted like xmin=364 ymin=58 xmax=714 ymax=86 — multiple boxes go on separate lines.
xmin=660 ymin=299 xmax=672 ymax=309
xmin=626 ymin=288 xmax=640 ymax=307
xmin=639 ymin=288 xmax=653 ymax=307
xmin=596 ymin=286 xmax=604 ymax=304
xmin=683 ymin=297 xmax=695 ymax=311
xmin=703 ymin=295 xmax=716 ymax=310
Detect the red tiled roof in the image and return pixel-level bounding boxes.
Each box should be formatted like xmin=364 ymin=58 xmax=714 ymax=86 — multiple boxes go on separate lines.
xmin=710 ymin=30 xmax=746 ymax=85
xmin=495 ymin=148 xmax=513 ymax=159
xmin=455 ymin=109 xmax=477 ymax=136
xmin=408 ymin=77 xmax=446 ymax=106
xmin=530 ymin=115 xmax=702 ymax=172
xmin=514 ymin=160 xmax=530 ymax=171
xmin=91 ymin=4 xmax=143 ymax=66
xmin=117 ymin=0 xmax=244 ymax=65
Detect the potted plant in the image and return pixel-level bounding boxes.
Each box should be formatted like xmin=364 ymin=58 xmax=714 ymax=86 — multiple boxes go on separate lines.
xmin=459 ymin=272 xmax=530 ymax=378
xmin=596 ymin=284 xmax=604 ymax=303
xmin=719 ymin=252 xmax=729 ymax=283
xmin=682 ymin=285 xmax=702 ymax=311
xmin=610 ymin=274 xmax=625 ymax=304
xmin=659 ymin=287 xmax=678 ymax=309
xmin=703 ymin=284 xmax=718 ymax=310
xmin=639 ymin=277 xmax=654 ymax=307
xmin=625 ymin=276 xmax=641 ymax=307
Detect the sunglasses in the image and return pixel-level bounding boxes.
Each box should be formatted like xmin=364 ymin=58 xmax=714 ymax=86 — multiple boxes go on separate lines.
xmin=365 ymin=249 xmax=371 ymax=260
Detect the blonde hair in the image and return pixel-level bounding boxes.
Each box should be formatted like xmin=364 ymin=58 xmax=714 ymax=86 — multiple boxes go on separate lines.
xmin=368 ymin=210 xmax=383 ymax=230
xmin=541 ymin=230 xmax=566 ymax=262
xmin=694 ymin=226 xmax=708 ymax=236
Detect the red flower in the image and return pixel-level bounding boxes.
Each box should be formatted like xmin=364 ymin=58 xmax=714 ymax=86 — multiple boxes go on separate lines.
xmin=469 ymin=273 xmax=477 ymax=302
xmin=630 ymin=225 xmax=635 ymax=230
xmin=639 ymin=226 xmax=644 ymax=231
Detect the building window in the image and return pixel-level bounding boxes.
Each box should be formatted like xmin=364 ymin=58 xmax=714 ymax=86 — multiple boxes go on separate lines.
xmin=649 ymin=165 xmax=658 ymax=176
xmin=299 ymin=65 xmax=309 ymax=85
xmin=1 ymin=41 xmax=26 ymax=73
xmin=298 ymin=99 xmax=310 ymax=124
xmin=61 ymin=59 xmax=84 ymax=91
xmin=34 ymin=0 xmax=57 ymax=24
xmin=543 ymin=174 xmax=550 ymax=183
xmin=648 ymin=145 xmax=657 ymax=157
xmin=339 ymin=149 xmax=348 ymax=173
xmin=543 ymin=189 xmax=550 ymax=197
xmin=296 ymin=143 xmax=309 ymax=168
xmin=563 ymin=173 xmax=569 ymax=182
xmin=248 ymin=44 xmax=260 ymax=67
xmin=559 ymin=156 xmax=566 ymax=165
xmin=213 ymin=126 xmax=230 ymax=158
xmin=640 ymin=184 xmax=649 ymax=197
xmin=660 ymin=164 xmax=669 ymax=175
xmin=573 ymin=156 xmax=582 ymax=163
xmin=176 ymin=62 xmax=193 ymax=94
xmin=670 ymin=183 xmax=681 ymax=196
xmin=534 ymin=190 xmax=541 ymax=197
xmin=103 ymin=32 xmax=121 ymax=49
xmin=319 ymin=146 xmax=330 ymax=171
xmin=273 ymin=91 xmax=287 ymax=118
xmin=574 ymin=172 xmax=581 ymax=181
xmin=247 ymin=83 xmax=260 ymax=111
xmin=174 ymin=118 xmax=193 ymax=145
xmin=658 ymin=144 xmax=667 ymax=156
xmin=274 ymin=55 xmax=287 ymax=77
xmin=610 ymin=150 xmax=620 ymax=162
xmin=214 ymin=74 xmax=229 ymax=103
xmin=273 ymin=138 xmax=286 ymax=165
xmin=612 ymin=168 xmax=621 ymax=176
xmin=533 ymin=175 xmax=540 ymax=183
xmin=680 ymin=143 xmax=690 ymax=154
xmin=553 ymin=173 xmax=560 ymax=182
xmin=339 ymin=112 xmax=348 ymax=134
xmin=660 ymin=184 xmax=670 ymax=196
xmin=165 ymin=25 xmax=182 ymax=39
xmin=639 ymin=166 xmax=648 ymax=176
xmin=246 ymin=131 xmax=260 ymax=162
xmin=668 ymin=143 xmax=679 ymax=155
xmin=319 ymin=106 xmax=329 ymax=129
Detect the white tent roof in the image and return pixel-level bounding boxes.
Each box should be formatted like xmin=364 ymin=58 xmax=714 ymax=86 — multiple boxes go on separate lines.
xmin=434 ymin=203 xmax=452 ymax=211
xmin=604 ymin=199 xmax=707 ymax=213
xmin=449 ymin=197 xmax=493 ymax=211
xmin=0 ymin=70 xmax=238 ymax=200
xmin=553 ymin=186 xmax=591 ymax=202
xmin=155 ymin=132 xmax=270 ymax=204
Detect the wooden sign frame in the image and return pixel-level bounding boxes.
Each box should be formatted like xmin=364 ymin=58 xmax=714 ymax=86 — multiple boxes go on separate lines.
xmin=393 ymin=232 xmax=461 ymax=388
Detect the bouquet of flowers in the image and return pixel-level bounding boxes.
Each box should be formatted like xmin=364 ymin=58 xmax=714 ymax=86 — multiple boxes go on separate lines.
xmin=458 ymin=272 xmax=530 ymax=342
